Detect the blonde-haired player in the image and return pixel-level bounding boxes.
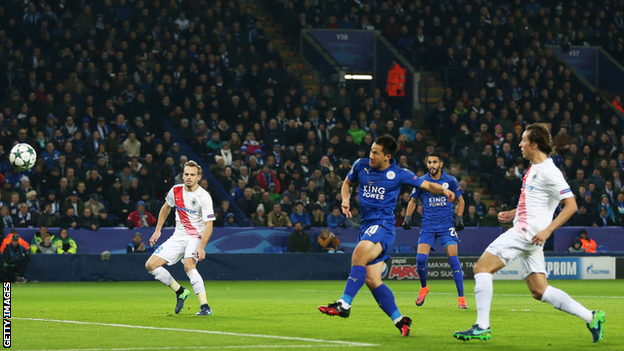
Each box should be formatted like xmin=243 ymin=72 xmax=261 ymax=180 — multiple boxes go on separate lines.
xmin=145 ymin=160 xmax=216 ymax=315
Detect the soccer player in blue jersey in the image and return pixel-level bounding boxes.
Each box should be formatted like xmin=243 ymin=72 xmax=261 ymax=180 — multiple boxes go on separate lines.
xmin=403 ymin=152 xmax=467 ymax=309
xmin=318 ymin=135 xmax=455 ymax=336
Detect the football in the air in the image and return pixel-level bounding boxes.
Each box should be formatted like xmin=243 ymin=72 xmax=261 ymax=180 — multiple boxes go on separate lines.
xmin=10 ymin=143 xmax=37 ymax=171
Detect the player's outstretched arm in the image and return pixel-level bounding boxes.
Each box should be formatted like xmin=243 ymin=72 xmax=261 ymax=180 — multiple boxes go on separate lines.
xmin=341 ymin=177 xmax=353 ymax=218
xmin=532 ymin=197 xmax=577 ymax=246
xmin=149 ymin=203 xmax=172 ymax=246
xmin=196 ymin=221 xmax=213 ymax=261
xmin=419 ymin=180 xmax=455 ymax=202
xmin=497 ymin=208 xmax=516 ymax=223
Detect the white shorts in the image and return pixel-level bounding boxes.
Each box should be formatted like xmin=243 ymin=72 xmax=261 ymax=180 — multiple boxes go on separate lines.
xmin=485 ymin=229 xmax=548 ymax=280
xmin=153 ymin=236 xmax=200 ymax=266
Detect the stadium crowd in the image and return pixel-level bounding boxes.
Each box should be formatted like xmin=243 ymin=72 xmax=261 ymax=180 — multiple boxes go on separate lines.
xmin=0 ymin=0 xmax=623 ymax=247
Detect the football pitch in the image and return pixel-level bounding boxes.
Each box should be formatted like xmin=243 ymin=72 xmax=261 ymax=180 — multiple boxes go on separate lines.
xmin=12 ymin=280 xmax=623 ymax=350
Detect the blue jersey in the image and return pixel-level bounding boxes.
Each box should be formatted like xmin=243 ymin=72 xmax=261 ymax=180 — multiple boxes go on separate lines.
xmin=411 ymin=171 xmax=462 ymax=232
xmin=348 ymin=158 xmax=424 ymax=222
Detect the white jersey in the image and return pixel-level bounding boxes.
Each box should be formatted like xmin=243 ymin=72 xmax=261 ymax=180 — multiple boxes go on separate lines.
xmin=512 ymin=158 xmax=574 ymax=239
xmin=165 ymin=184 xmax=215 ymax=239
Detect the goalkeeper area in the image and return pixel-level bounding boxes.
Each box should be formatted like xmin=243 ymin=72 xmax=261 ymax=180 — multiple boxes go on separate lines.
xmin=14 ymin=280 xmax=623 ymax=350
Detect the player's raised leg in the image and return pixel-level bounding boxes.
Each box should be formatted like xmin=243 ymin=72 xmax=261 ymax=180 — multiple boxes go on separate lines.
xmin=444 ymin=243 xmax=467 ymax=309
xmin=319 ymin=240 xmax=381 ymax=317
xmin=145 ymin=254 xmax=189 ymax=314
xmin=183 ymin=257 xmax=212 ymax=315
xmin=526 ymin=273 xmax=605 ymax=343
xmin=366 ymin=260 xmax=412 ymax=336
xmin=415 ymin=243 xmax=431 ymax=306
xmin=453 ymin=251 xmax=504 ymax=341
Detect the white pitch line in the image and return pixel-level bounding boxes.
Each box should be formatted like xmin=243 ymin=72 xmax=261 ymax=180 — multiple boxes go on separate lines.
xmin=13 ymin=318 xmax=376 ymax=348
xmin=293 ymin=290 xmax=624 ymax=299
xmin=14 ymin=344 xmax=348 ymax=351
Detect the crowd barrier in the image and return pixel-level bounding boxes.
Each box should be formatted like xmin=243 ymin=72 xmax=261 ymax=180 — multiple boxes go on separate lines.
xmin=8 ymin=227 xmax=623 ymax=255
xmin=24 ymin=253 xmax=624 ymax=282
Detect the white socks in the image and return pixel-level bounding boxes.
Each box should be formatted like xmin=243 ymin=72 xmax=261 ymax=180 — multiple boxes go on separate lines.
xmin=474 ymin=273 xmax=493 ymax=329
xmin=187 ymin=269 xmax=206 ymax=295
xmin=541 ymin=285 xmax=593 ymax=323
xmin=149 ymin=267 xmax=174 ymax=287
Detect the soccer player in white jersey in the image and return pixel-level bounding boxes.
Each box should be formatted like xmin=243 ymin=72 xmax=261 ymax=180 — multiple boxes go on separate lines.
xmin=454 ymin=123 xmax=605 ymax=343
xmin=145 ymin=161 xmax=216 ymax=315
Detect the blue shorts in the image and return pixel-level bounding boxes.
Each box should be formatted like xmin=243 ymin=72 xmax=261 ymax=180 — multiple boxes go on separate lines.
xmin=418 ymin=228 xmax=459 ymax=248
xmin=358 ymin=219 xmax=395 ymax=265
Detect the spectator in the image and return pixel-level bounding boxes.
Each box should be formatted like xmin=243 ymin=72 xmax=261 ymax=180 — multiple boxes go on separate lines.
xmin=127 ymin=201 xmax=156 ymax=229
xmin=594 ymin=208 xmax=615 ymax=227
xmin=62 ymin=191 xmax=85 ymax=216
xmin=59 ymin=207 xmax=79 ymax=229
xmin=346 ymin=207 xmax=361 ymax=228
xmin=30 ymin=226 xmax=53 ymax=253
xmin=127 ymin=233 xmax=146 ymax=253
xmin=310 ymin=205 xmax=328 ymax=227
xmin=14 ymin=203 xmax=36 ymax=228
xmin=317 ymin=229 xmax=342 ymax=253
xmin=287 ymin=222 xmax=311 ymax=253
xmin=568 ymin=238 xmax=585 ymax=253
xmin=34 ymin=234 xmax=57 ymax=254
xmin=251 ymin=204 xmax=267 ymax=227
xmin=290 ymin=202 xmax=311 ymax=229
xmin=481 ymin=206 xmax=499 ymax=227
xmin=463 ymin=205 xmax=481 ymax=227
xmin=97 ymin=209 xmax=116 ymax=228
xmin=78 ymin=208 xmax=100 ymax=231
xmin=268 ymin=203 xmax=292 ymax=228
xmin=237 ymin=188 xmax=259 ymax=219
xmin=37 ymin=204 xmax=58 ymax=227
xmin=574 ymin=205 xmax=595 ymax=226
xmin=579 ymin=230 xmax=597 ymax=253
xmin=327 ymin=206 xmax=347 ymax=228
xmin=85 ymin=194 xmax=105 ymax=216
xmin=224 ymin=213 xmax=240 ymax=227
xmin=3 ymin=234 xmax=30 ymax=282
xmin=54 ymin=228 xmax=77 ymax=254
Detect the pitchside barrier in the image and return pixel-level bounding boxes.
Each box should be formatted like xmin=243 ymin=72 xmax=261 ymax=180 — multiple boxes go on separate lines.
xmin=7 ymin=227 xmax=624 ymax=254
xmin=8 ymin=227 xmax=623 ymax=281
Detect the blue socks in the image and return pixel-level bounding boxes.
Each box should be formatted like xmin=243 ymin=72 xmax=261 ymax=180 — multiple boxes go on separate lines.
xmin=417 ymin=253 xmax=428 ymax=288
xmin=340 ymin=265 xmax=367 ymax=306
xmin=449 ymin=255 xmax=464 ymax=297
xmin=372 ymin=284 xmax=402 ymax=321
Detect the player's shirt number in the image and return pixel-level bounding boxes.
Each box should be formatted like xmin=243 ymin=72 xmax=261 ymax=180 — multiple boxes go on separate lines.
xmin=364 ymin=225 xmax=380 ymax=237
xmin=449 ymin=228 xmax=458 ymax=238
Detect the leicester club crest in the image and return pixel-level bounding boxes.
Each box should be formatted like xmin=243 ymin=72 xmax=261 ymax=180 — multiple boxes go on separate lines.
xmin=386 ymin=171 xmax=396 ymax=180
xmin=443 ymin=182 xmax=449 ymax=189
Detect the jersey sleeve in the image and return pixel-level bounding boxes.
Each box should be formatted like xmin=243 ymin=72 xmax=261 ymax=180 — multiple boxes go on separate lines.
xmin=347 ymin=158 xmax=363 ymax=183
xmin=546 ymin=167 xmax=574 ymax=200
xmin=401 ymin=168 xmax=424 ymax=188
xmin=410 ymin=186 xmax=422 ymax=200
xmin=165 ymin=187 xmax=175 ymax=207
xmin=200 ymin=191 xmax=216 ymax=222
xmin=451 ymin=177 xmax=463 ymax=198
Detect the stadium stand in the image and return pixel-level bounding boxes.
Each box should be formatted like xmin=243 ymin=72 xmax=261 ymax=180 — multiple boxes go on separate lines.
xmin=1 ymin=0 xmax=624 ymax=234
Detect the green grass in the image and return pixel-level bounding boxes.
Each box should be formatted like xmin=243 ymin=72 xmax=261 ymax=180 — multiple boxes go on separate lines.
xmin=12 ymin=280 xmax=624 ymax=350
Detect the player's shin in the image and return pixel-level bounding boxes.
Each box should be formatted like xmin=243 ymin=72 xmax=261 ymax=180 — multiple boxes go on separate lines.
xmin=372 ymin=284 xmax=403 ymax=322
xmin=339 ymin=265 xmax=367 ymax=308
xmin=474 ymin=272 xmax=493 ymax=329
xmin=187 ymin=269 xmax=208 ymax=304
xmin=416 ymin=253 xmax=428 ymax=288
xmin=149 ymin=266 xmax=182 ymax=292
xmin=541 ymin=285 xmax=593 ymax=323
xmin=449 ymin=256 xmax=464 ymax=297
